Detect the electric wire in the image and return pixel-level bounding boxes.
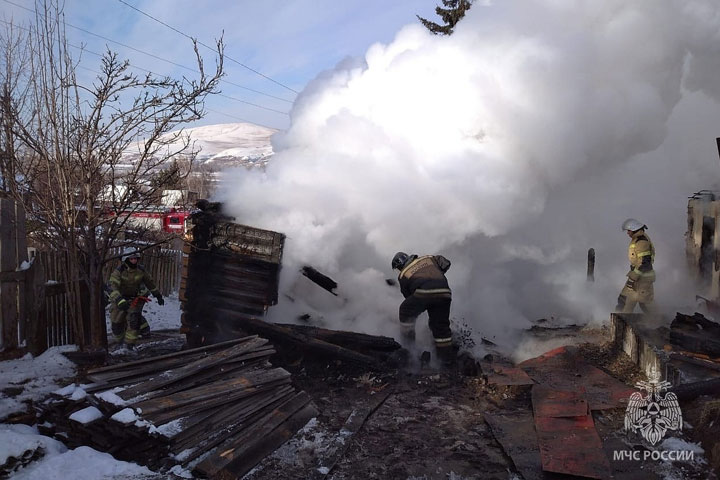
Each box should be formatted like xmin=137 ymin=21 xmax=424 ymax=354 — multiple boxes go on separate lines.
xmin=116 ymin=0 xmax=298 ymax=94
xmin=1 ymin=0 xmax=294 ymax=106
xmin=0 ymin=18 xmax=286 ymax=129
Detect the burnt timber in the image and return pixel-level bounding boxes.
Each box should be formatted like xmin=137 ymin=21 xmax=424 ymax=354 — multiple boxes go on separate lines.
xmin=181 ymin=206 xmax=286 ymax=347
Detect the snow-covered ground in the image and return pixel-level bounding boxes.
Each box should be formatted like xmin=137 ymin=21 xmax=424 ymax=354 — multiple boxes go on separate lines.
xmin=104 ymin=292 xmax=183 ymax=334
xmin=0 ymin=294 xmax=184 ymax=479
xmin=122 ymin=122 xmax=276 ymax=168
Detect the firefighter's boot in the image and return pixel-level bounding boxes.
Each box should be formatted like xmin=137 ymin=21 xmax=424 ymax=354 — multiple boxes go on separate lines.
xmin=435 ymin=344 xmax=457 ymax=370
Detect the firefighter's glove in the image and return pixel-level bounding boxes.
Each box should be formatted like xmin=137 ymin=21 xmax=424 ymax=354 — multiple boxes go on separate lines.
xmin=117 ymin=298 xmax=130 ymax=311
xmin=154 ymin=293 xmax=165 ymax=306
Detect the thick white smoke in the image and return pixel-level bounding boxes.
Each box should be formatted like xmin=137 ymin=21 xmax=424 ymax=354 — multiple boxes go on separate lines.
xmin=219 ymin=0 xmax=720 ymax=354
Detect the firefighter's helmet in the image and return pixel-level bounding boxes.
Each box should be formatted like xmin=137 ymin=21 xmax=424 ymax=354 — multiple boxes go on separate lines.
xmin=121 ymin=247 xmax=141 ymax=263
xmin=392 ymin=252 xmax=410 ymax=270
xmin=621 ymin=218 xmax=646 ymax=233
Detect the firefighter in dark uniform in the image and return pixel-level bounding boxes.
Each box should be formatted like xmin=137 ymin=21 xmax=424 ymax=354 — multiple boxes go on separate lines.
xmin=615 ymin=218 xmax=656 ymax=314
xmin=391 ymin=251 xmax=455 ymax=365
xmin=108 ymin=248 xmax=164 ymax=349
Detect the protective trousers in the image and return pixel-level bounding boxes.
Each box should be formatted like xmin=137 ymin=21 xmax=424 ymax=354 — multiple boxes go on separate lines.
xmin=110 ymin=301 xmax=144 ymax=345
xmin=399 ymin=293 xmax=453 ymax=356
xmin=616 ymin=279 xmax=655 ymax=314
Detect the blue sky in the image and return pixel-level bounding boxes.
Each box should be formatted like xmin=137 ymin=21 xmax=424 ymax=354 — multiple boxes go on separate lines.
xmin=1 ymin=0 xmax=439 ymax=130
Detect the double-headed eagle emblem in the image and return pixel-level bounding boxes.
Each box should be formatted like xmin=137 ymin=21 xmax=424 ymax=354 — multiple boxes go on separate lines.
xmin=624 ymin=366 xmax=682 ymax=445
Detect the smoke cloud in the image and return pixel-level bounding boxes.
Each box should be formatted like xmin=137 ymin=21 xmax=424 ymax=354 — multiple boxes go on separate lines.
xmin=219 ymin=0 xmax=720 ymax=354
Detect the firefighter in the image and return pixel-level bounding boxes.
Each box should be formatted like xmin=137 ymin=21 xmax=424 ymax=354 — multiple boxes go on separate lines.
xmin=108 ymin=248 xmax=164 ymax=349
xmin=391 ymin=251 xmax=455 ymax=366
xmin=615 ymin=219 xmax=656 ymax=314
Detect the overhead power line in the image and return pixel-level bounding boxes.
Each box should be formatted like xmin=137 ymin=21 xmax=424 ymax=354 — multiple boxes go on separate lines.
xmin=0 ymin=18 xmax=288 ymax=129
xmin=0 ymin=0 xmax=293 ymax=106
xmin=116 ymin=0 xmax=299 ymax=94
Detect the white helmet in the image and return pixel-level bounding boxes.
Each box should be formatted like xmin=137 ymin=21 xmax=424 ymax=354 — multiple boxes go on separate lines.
xmin=121 ymin=247 xmax=141 ymax=262
xmin=621 ymin=218 xmax=646 ymax=232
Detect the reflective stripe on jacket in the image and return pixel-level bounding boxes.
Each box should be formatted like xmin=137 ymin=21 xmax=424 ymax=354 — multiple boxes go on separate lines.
xmin=398 ymin=255 xmax=451 ymax=298
xmin=627 ymin=230 xmax=655 ymax=282
xmin=108 ymin=264 xmax=159 ymax=304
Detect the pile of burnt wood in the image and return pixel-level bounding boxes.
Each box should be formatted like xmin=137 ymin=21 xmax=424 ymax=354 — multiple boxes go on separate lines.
xmin=35 ymin=336 xmax=317 ymax=479
xmin=669 ymin=311 xmax=720 ymax=361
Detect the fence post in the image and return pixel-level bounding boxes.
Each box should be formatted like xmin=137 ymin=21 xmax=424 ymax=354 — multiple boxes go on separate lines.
xmin=25 ymin=252 xmax=48 ymax=355
xmin=0 ymin=198 xmax=19 ymax=350
xmin=15 ymin=202 xmax=28 ymax=343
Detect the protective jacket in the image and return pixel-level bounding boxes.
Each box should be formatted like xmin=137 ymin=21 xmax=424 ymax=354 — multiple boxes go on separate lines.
xmin=398 ymin=255 xmax=452 ymax=299
xmin=108 ymin=263 xmax=160 ymax=304
xmin=627 ymin=230 xmax=655 ymax=283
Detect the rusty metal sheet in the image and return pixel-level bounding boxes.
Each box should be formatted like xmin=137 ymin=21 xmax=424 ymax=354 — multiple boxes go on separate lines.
xmin=534 ymin=414 xmax=611 ymax=479
xmin=531 ymin=385 xmax=588 ymax=418
xmin=518 ymin=346 xmax=635 ymax=410
xmin=480 ymin=361 xmax=535 ymax=386
xmin=484 ymin=411 xmax=544 ymax=480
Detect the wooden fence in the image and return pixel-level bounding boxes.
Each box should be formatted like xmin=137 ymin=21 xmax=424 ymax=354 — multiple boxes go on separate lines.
xmin=0 ymin=197 xmax=28 ymax=351
xmin=103 ymin=247 xmax=183 ymax=297
xmin=0 ymin=197 xmax=183 ymax=354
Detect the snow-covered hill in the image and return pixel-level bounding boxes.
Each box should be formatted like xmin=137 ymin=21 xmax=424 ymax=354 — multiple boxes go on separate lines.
xmin=123 ymin=122 xmax=278 ymax=169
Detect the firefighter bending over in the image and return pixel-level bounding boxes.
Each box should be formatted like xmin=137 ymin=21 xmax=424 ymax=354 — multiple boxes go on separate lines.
xmin=391 ymin=251 xmax=455 ymax=366
xmin=108 ymin=248 xmax=165 ymax=349
xmin=615 ymin=219 xmax=656 ymax=314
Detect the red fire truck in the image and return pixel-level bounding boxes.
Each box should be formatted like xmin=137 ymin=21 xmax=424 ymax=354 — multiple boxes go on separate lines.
xmin=107 ymin=206 xmax=192 ymax=234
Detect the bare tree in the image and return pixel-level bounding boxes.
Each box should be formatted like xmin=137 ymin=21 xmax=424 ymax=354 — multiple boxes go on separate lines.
xmin=0 ymin=0 xmax=224 ymax=349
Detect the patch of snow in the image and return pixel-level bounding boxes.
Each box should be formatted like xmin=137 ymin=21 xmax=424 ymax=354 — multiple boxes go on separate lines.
xmin=53 ymin=384 xmax=77 ymax=397
xmin=69 ymin=406 xmax=103 ymax=424
xmin=0 ymin=345 xmax=77 ymax=421
xmin=105 ymin=292 xmax=182 ymax=333
xmin=659 ymin=437 xmax=705 ymax=456
xmin=10 ymin=444 xmax=157 ymax=479
xmin=70 ymin=388 xmax=87 ymax=401
xmin=0 ymin=424 xmax=66 ymax=466
xmin=169 ymin=464 xmax=194 ymax=478
xmin=45 ymin=280 xmax=59 ymax=285
xmin=18 ymin=260 xmax=32 ymax=271
xmin=53 ymin=383 xmax=87 ymax=401
xmin=173 ymin=448 xmax=195 ymax=462
xmin=110 ymin=408 xmax=138 ymax=424
xmin=95 ymin=388 xmax=127 ymax=407
xmin=149 ymin=418 xmax=184 ymax=437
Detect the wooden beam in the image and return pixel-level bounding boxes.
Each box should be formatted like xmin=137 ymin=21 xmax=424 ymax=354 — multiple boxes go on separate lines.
xmin=214 ymin=309 xmax=386 ymax=370
xmin=0 ymin=197 xmax=18 ymax=349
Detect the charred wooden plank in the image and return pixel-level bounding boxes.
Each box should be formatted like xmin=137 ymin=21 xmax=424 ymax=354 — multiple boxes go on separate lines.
xmin=671 ymin=378 xmax=720 ymax=401
xmin=170 ymin=385 xmax=295 ymax=452
xmin=484 ymin=411 xmax=544 ymax=480
xmin=534 ymin=414 xmax=610 ymax=479
xmin=172 ymin=387 xmax=297 ymax=458
xmin=193 ymin=391 xmax=315 ymax=478
xmin=132 ymin=367 xmax=291 ymax=414
xmin=275 ymin=323 xmax=401 ymax=352
xmin=216 ymin=403 xmax=319 ymax=480
xmin=214 ymin=309 xmax=386 ymax=370
xmin=86 ymin=335 xmax=258 ymax=375
xmin=669 ymin=329 xmax=720 ymax=357
xmin=301 ymin=266 xmax=338 ymax=296
xmin=139 ymin=377 xmax=292 ymax=424
xmin=531 ymin=385 xmax=588 ymax=418
xmin=669 ymin=353 xmax=720 ymax=372
xmin=117 ymin=337 xmax=268 ymax=400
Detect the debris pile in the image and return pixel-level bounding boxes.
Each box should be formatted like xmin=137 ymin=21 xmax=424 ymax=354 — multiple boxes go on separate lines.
xmin=669 ymin=312 xmax=720 ymax=358
xmin=182 ymin=206 xmax=286 ymax=347
xmin=35 ymin=336 xmax=318 ymax=479
xmin=483 ymin=346 xmax=636 ymax=479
